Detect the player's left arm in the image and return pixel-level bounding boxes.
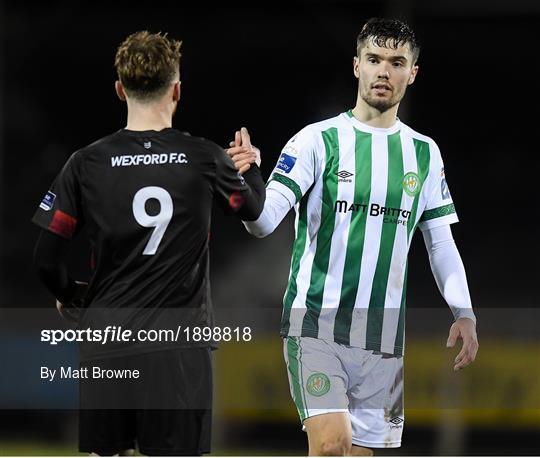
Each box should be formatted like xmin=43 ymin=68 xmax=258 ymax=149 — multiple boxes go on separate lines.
xmin=32 ymin=151 xmax=87 ymax=321
xmin=33 ymin=230 xmax=88 ymax=323
xmin=418 ymin=140 xmax=478 ymax=371
xmin=423 ymin=224 xmax=478 ymax=371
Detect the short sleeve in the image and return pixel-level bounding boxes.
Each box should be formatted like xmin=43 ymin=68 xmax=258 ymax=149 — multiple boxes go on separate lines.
xmin=213 ymin=144 xmax=250 ymax=212
xmin=418 ymin=142 xmax=459 ymax=232
xmin=266 ymin=127 xmax=319 ymax=207
xmin=32 ymin=152 xmax=83 ymax=239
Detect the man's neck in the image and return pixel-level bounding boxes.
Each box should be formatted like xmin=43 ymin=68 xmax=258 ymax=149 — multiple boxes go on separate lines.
xmin=351 ymin=96 xmax=399 ymax=129
xmin=125 ymin=101 xmax=173 ymax=131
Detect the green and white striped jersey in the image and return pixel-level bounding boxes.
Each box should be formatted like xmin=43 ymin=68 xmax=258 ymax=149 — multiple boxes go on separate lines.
xmin=269 ymin=111 xmax=458 ymax=356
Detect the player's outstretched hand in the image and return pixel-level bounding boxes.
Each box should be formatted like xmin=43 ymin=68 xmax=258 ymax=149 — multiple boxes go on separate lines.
xmin=56 ymin=281 xmax=88 ymax=325
xmin=446 ymin=317 xmax=479 ymax=371
xmin=226 ymin=127 xmax=261 ymax=174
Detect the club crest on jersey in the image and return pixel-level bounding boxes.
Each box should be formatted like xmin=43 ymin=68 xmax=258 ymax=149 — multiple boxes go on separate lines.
xmin=276 ymin=152 xmax=297 ymax=174
xmin=402 ymin=172 xmax=421 ymax=197
xmin=306 ymin=373 xmax=330 ymax=397
xmin=39 ymin=191 xmax=56 ymax=211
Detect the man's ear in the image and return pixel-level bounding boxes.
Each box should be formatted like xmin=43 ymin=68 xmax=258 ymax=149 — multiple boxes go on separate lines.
xmin=353 ymin=56 xmax=360 ymax=78
xmin=408 ymin=65 xmax=419 ymax=85
xmin=115 ymin=80 xmax=127 ymax=101
xmin=173 ymin=81 xmax=181 ymax=102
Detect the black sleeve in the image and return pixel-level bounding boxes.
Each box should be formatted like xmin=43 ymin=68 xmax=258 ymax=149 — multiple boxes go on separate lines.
xmin=236 ymin=165 xmax=265 ymax=221
xmin=33 ymin=229 xmax=79 ymax=303
xmin=31 ymin=152 xmax=83 ymax=239
xmin=213 ymin=146 xmax=265 ymax=221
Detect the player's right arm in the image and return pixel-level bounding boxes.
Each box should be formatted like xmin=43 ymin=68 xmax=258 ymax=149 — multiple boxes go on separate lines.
xmin=228 ymin=126 xmax=319 ymax=238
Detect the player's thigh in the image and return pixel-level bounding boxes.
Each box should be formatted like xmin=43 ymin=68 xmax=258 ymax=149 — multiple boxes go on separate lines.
xmin=283 ymin=337 xmax=349 ymax=421
xmin=304 ymin=412 xmax=352 ymax=456
xmin=135 ymin=347 xmax=213 ymax=455
xmin=349 ymin=353 xmax=404 ymax=449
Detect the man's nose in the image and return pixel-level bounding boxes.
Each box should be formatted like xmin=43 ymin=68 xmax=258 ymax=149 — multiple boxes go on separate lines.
xmin=377 ymin=63 xmax=391 ymax=79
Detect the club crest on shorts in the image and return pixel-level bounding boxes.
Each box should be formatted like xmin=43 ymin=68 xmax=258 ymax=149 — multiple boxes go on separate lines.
xmin=306 ymin=373 xmax=330 ymax=396
xmin=402 ymin=172 xmax=421 ymax=197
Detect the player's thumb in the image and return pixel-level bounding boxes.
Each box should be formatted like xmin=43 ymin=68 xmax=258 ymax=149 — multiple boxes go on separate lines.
xmin=240 ymin=127 xmax=251 ymax=148
xmin=446 ymin=324 xmax=460 ymax=348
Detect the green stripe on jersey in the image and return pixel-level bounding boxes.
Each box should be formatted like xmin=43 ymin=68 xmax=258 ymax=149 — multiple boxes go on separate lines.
xmin=366 ymin=131 xmax=404 ymax=351
xmin=407 ymin=139 xmax=431 ymax=241
xmin=394 ymin=263 xmax=408 ymax=351
xmin=286 ymin=337 xmax=307 ymax=421
xmin=391 ymin=139 xmax=431 ymax=353
xmin=281 ymin=189 xmax=311 ymax=335
xmin=271 ymin=173 xmax=303 ymax=203
xmin=421 ymin=203 xmax=456 ymax=221
xmin=333 ymin=129 xmax=372 ymax=344
xmin=301 ymin=128 xmax=340 ymax=336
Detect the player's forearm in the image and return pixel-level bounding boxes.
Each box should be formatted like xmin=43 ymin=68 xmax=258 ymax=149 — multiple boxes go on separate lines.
xmin=243 ymin=188 xmax=292 ymax=238
xmin=235 ymin=165 xmax=266 ymax=221
xmin=423 ymin=225 xmax=476 ymax=323
xmin=33 ymin=230 xmax=77 ymax=304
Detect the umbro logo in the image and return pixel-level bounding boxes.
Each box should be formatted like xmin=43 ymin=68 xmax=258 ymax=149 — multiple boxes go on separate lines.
xmin=336 ymin=170 xmax=354 ymax=183
xmin=336 ymin=170 xmax=353 ymax=179
xmin=389 ymin=417 xmax=403 ymax=425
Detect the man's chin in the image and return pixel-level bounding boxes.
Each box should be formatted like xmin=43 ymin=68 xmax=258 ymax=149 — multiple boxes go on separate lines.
xmin=363 ymin=95 xmax=399 ymax=113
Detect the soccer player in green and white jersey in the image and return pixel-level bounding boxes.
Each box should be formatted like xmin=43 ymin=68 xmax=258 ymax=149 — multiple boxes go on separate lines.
xmin=228 ymin=18 xmax=478 ymax=456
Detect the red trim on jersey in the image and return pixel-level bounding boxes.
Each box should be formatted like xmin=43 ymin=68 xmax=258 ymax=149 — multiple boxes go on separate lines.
xmin=228 ymin=192 xmax=245 ymax=211
xmin=49 ymin=210 xmax=77 ymax=239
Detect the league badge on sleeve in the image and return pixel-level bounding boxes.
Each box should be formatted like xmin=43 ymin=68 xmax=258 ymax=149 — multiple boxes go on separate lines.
xmin=440 ymin=168 xmax=451 ymax=200
xmin=39 ymin=191 xmax=56 ymax=211
xmin=276 ymin=150 xmax=297 ymax=174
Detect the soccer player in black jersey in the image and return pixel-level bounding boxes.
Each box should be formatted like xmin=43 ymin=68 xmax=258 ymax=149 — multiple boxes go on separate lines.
xmin=32 ymin=31 xmax=264 ymax=456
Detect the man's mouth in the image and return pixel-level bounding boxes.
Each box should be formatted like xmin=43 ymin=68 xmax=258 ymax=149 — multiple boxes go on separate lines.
xmin=372 ymin=82 xmax=392 ymax=91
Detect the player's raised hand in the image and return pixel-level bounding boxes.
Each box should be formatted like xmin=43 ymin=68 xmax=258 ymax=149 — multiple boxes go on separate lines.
xmin=226 ymin=127 xmax=261 ymax=174
xmin=239 ymin=127 xmax=261 ymax=167
xmin=446 ymin=317 xmax=479 ymax=371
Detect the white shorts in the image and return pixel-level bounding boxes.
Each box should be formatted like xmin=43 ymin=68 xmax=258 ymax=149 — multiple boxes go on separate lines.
xmin=283 ymin=336 xmax=404 ymax=448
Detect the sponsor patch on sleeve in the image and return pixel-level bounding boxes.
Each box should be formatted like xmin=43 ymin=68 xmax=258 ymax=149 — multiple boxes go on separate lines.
xmin=276 ymin=152 xmax=297 ymax=174
xmin=441 ymin=177 xmax=451 ymax=200
xmin=39 ymin=191 xmax=56 ymax=211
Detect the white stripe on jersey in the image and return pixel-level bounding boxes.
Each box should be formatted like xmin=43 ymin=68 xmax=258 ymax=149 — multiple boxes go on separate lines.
xmin=349 ymin=132 xmax=389 ymax=349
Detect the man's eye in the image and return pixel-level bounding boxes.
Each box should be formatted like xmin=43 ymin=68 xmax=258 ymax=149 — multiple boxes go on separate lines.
xmin=393 ymin=61 xmax=403 ymax=67
xmin=368 ymin=58 xmax=377 ymax=63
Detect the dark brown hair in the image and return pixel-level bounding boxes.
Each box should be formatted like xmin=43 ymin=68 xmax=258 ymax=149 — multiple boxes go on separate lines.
xmin=115 ymin=31 xmax=182 ymax=102
xmin=357 ymin=18 xmax=420 ymax=64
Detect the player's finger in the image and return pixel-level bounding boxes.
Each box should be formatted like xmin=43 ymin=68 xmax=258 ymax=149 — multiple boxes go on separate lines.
xmin=227 ymin=146 xmax=249 ymax=157
xmin=238 ymin=164 xmax=251 ymax=175
xmin=235 ymin=130 xmax=242 ymax=147
xmin=234 ymin=159 xmax=255 ymax=170
xmin=446 ymin=324 xmax=460 ymax=348
xmin=454 ymin=355 xmax=472 ymax=371
xmin=454 ymin=347 xmax=466 ymax=364
xmin=231 ymin=152 xmax=257 ymax=164
xmin=229 ymin=141 xmax=236 ymax=148
xmin=240 ymin=127 xmax=251 ymax=148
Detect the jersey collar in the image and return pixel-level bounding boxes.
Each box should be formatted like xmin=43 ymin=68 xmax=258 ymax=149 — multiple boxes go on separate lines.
xmin=343 ymin=110 xmax=401 ymax=135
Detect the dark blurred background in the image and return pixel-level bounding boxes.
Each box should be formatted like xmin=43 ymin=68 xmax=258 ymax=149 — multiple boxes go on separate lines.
xmin=1 ymin=0 xmax=539 ymax=455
